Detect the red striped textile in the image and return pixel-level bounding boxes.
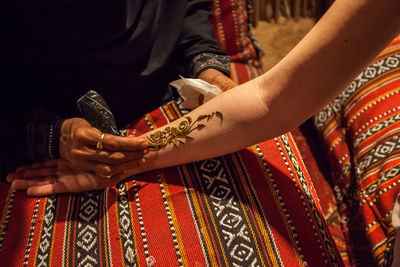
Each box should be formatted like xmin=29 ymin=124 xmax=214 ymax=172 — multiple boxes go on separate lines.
xmin=314 ymin=35 xmax=400 ymax=266
xmin=211 ymin=0 xmax=262 ymax=69
xmin=0 ymin=101 xmax=342 ymax=266
xmin=230 ymin=62 xmax=263 ymax=84
xmin=0 ymin=1 xmax=344 ymax=266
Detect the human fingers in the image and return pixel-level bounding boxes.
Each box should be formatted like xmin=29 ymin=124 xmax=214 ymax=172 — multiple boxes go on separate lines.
xmin=24 ymin=170 xmax=93 ymax=195
xmin=65 ymin=132 xmax=148 ymax=168
xmin=73 ymin=149 xmax=149 ymax=165
xmin=7 ymin=160 xmax=59 ymax=182
xmin=25 ymin=172 xmax=125 ymax=196
xmin=61 ymin=119 xmax=147 ymax=168
xmin=214 ymin=76 xmax=238 ymax=92
xmin=112 ymin=168 xmax=137 ymax=182
xmin=17 ymin=166 xmax=57 ymax=179
xmin=62 ymin=133 xmax=146 ymax=173
xmin=198 ymin=69 xmax=238 ymax=92
xmin=26 ymin=183 xmax=65 ymax=196
xmin=13 ymin=160 xmax=58 ymax=173
xmin=73 ymin=128 xmax=148 ymax=151
xmin=93 ymin=134 xmax=148 ymax=152
xmin=66 ymin=149 xmax=147 ymax=176
xmin=60 ymin=118 xmax=100 ymax=162
xmin=93 ymin=158 xmax=146 ymax=178
xmin=11 ymin=177 xmax=56 ymax=191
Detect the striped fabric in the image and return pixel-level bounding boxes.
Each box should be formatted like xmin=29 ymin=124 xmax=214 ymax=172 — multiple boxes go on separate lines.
xmin=211 ymin=0 xmax=262 ymax=70
xmin=314 ymin=35 xmax=400 ymax=266
xmin=0 ymin=1 xmax=345 ymax=266
xmin=0 ymin=101 xmax=342 ymax=266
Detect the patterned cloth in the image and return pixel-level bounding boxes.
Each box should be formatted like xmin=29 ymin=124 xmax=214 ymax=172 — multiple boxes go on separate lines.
xmin=0 ymin=1 xmax=347 ymax=266
xmin=0 ymin=101 xmax=342 ymax=266
xmin=314 ymin=35 xmax=400 ymax=266
xmin=211 ymin=0 xmax=262 ymax=71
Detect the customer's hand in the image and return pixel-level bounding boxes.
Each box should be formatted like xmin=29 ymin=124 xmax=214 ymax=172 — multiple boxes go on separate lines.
xmin=6 ymin=159 xmax=129 ymax=195
xmin=60 ymin=118 xmax=148 ymax=178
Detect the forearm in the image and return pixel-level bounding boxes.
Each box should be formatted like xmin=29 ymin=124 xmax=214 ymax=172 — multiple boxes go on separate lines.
xmin=261 ymin=0 xmax=400 ymax=133
xmin=132 ymin=0 xmax=400 ymax=174
xmin=135 ymin=80 xmax=270 ymax=173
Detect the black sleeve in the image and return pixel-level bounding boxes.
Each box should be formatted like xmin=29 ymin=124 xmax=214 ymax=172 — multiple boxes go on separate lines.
xmin=0 ymin=3 xmax=69 ymax=179
xmin=0 ymin=4 xmax=64 ymax=178
xmin=176 ymin=0 xmax=231 ymax=78
xmin=0 ymin=107 xmax=64 ymax=179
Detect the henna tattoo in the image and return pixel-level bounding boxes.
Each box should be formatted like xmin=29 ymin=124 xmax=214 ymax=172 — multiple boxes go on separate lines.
xmin=147 ymin=111 xmax=223 ymax=150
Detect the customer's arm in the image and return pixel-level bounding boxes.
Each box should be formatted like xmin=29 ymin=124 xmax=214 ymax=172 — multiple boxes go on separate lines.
xmin=8 ymin=0 xmax=400 ymax=195
xmin=124 ymin=0 xmax=400 ymax=174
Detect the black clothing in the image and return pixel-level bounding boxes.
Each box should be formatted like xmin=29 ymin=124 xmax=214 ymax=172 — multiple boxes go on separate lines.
xmin=1 ymin=0 xmax=230 ymax=176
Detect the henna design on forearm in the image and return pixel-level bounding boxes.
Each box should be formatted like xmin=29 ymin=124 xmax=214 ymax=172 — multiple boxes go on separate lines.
xmin=146 ymin=111 xmax=223 ymax=151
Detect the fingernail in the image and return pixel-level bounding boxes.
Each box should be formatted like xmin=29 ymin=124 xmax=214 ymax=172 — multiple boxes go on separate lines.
xmin=140 ymin=158 xmax=146 ymax=165
xmin=143 ymin=149 xmax=150 ymax=155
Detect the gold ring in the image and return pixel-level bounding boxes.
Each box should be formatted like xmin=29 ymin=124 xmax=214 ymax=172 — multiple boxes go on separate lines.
xmin=97 ymin=133 xmax=105 ymax=150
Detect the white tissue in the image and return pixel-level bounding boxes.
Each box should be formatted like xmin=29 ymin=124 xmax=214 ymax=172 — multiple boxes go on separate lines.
xmin=170 ymin=76 xmax=222 ymax=109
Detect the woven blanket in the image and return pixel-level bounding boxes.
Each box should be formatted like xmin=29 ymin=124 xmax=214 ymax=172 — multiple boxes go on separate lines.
xmin=314 ymin=35 xmax=400 ymax=266
xmin=0 ymin=101 xmax=342 ymax=266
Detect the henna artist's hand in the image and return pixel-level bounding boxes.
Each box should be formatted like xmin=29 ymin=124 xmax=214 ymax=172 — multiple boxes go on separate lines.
xmin=197 ymin=68 xmax=238 ymax=105
xmin=198 ymin=69 xmax=238 ymax=92
xmin=6 ymin=159 xmax=131 ymax=195
xmin=60 ymin=118 xmax=148 ymax=177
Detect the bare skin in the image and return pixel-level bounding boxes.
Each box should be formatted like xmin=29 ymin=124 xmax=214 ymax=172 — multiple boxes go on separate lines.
xmin=7 ymin=0 xmax=400 ymax=195
xmin=59 ymin=118 xmax=149 ymax=178
xmin=6 ymin=69 xmax=237 ymax=194
xmin=198 ymin=68 xmax=238 ymax=92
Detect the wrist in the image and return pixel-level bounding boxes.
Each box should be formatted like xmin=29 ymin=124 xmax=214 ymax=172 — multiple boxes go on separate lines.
xmin=190 ymin=53 xmax=231 ymax=78
xmin=49 ymin=119 xmax=65 ymax=159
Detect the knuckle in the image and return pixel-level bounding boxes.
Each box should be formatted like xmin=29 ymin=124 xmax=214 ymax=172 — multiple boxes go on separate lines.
xmin=74 ymin=128 xmax=90 ymax=141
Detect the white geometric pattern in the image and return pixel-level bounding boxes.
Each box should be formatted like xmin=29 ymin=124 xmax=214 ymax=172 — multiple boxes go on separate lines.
xmin=315 ymin=55 xmax=400 ymax=128
xmin=117 ymin=183 xmax=137 ymax=265
xmin=196 ymin=158 xmax=264 ymax=266
xmin=76 ymin=192 xmax=100 ymax=266
xmin=37 ymin=195 xmax=57 ymax=267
